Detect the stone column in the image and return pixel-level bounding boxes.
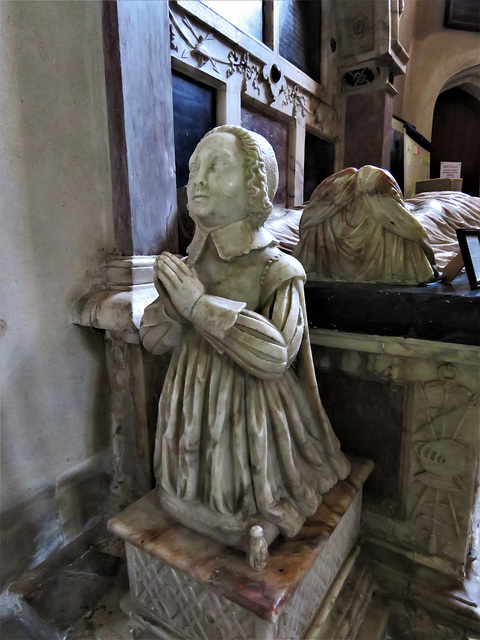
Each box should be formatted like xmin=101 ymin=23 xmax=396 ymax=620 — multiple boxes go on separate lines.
xmin=102 ymin=0 xmax=178 ymax=255
xmin=73 ymin=1 xmax=179 ymax=514
xmin=344 ymin=75 xmax=397 ymax=170
xmin=333 ymin=0 xmax=409 ymax=171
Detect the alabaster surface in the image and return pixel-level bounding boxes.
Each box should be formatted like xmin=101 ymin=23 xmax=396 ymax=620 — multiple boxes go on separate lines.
xmin=407 ymin=191 xmax=480 ymax=270
xmin=264 ymin=185 xmax=480 ymax=278
xmin=264 ymin=205 xmax=303 ymax=255
xmin=311 ymin=329 xmax=479 ymax=577
xmin=107 ymin=457 xmax=372 ymax=639
xmin=294 ymin=166 xmax=437 ymax=285
xmin=139 ymin=126 xmax=350 ymax=562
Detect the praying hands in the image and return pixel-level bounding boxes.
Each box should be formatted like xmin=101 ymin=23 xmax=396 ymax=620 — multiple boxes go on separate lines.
xmin=155 ymin=252 xmax=205 ymax=320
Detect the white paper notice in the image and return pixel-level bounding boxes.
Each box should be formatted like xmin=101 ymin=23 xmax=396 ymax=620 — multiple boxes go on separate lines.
xmin=440 ymin=162 xmax=462 ymax=179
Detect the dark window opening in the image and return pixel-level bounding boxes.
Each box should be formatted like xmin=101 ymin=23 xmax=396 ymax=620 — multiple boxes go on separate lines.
xmin=390 ymin=128 xmax=405 ymax=194
xmin=172 ymin=71 xmax=216 ymax=189
xmin=304 ymin=132 xmax=334 ymax=202
xmin=241 ymin=103 xmax=289 ymax=206
xmin=279 ymin=0 xmax=321 ymax=83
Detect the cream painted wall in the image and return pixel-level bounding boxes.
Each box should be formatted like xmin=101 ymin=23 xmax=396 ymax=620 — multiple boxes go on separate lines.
xmin=0 ymin=0 xmax=114 ymax=529
xmin=393 ymin=0 xmax=479 ymax=139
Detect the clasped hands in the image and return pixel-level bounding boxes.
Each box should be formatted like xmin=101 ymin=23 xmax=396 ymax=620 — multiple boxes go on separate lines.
xmin=155 ymin=252 xmax=205 ymax=320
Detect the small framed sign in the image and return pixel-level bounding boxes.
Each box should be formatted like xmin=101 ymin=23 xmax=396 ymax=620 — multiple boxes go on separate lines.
xmin=444 ymin=0 xmax=480 ymax=31
xmin=456 ymin=229 xmax=480 ymax=289
xmin=440 ymin=161 xmax=462 ymax=179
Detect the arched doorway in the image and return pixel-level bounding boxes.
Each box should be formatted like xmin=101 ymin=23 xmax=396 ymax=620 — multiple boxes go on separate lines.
xmin=431 ymin=86 xmax=480 ymax=196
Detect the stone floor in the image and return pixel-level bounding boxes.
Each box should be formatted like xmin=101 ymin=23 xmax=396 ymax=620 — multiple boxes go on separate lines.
xmin=0 ymin=546 xmax=127 ymax=640
xmin=1 ymin=544 xmax=479 ymax=640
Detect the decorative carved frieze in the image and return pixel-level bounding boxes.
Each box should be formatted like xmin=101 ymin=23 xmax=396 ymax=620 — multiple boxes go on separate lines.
xmin=168 ymin=3 xmax=342 ymax=136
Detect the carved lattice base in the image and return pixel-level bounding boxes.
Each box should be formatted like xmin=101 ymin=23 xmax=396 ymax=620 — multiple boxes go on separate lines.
xmin=108 ymin=457 xmax=372 ymax=639
xmin=123 ymin=492 xmax=362 ymax=639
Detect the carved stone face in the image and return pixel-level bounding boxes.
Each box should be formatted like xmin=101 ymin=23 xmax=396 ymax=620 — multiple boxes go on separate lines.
xmin=187 ymin=133 xmax=248 ymax=231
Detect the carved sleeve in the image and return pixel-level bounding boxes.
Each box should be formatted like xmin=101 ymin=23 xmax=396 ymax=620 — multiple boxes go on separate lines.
xmin=139 ymin=296 xmax=185 ymax=355
xmin=190 ymin=278 xmax=304 ymax=380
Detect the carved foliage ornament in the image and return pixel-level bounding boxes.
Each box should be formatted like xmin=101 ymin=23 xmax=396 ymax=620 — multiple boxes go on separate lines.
xmin=169 ymin=8 xmax=330 ymax=121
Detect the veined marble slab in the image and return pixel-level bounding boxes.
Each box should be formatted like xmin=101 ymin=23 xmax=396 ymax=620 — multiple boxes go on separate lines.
xmin=108 ymin=456 xmax=372 ymax=626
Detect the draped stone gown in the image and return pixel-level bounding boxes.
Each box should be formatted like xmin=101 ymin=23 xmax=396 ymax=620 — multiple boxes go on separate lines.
xmin=140 ymin=220 xmax=350 ymax=544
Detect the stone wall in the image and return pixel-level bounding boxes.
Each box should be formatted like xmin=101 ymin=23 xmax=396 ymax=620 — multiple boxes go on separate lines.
xmin=0 ymin=1 xmax=114 ymax=586
xmin=393 ymin=0 xmax=479 ymax=139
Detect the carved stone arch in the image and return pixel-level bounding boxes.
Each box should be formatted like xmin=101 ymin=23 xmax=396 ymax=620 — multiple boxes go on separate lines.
xmin=440 ymin=64 xmax=480 ymax=100
xmin=431 ymin=67 xmax=480 ymax=196
xmin=397 ymin=9 xmax=479 ymax=140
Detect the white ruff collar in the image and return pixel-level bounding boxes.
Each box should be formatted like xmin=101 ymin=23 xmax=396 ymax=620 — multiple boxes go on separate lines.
xmin=187 ymin=217 xmax=277 ymax=264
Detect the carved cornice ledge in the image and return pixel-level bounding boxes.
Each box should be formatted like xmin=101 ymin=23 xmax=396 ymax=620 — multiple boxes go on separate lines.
xmin=310 ymin=329 xmax=480 ymax=366
xmin=72 ymin=256 xmax=157 ymax=337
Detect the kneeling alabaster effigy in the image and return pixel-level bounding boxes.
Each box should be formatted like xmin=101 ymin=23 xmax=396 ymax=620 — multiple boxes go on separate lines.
xmin=140 ymin=126 xmax=350 ymax=569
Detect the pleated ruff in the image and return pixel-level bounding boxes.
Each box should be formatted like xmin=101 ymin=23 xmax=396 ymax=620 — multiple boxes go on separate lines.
xmin=154 ymin=328 xmax=339 ymax=537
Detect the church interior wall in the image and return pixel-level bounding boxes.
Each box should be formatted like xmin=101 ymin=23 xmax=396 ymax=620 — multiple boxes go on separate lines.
xmin=0 ymin=3 xmax=478 ymax=636
xmin=393 ymin=0 xmax=479 ymax=140
xmin=0 ymin=1 xmax=115 ymax=586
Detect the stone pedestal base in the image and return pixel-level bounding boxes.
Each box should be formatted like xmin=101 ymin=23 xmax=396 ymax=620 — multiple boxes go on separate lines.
xmin=108 ymin=457 xmax=373 ymax=640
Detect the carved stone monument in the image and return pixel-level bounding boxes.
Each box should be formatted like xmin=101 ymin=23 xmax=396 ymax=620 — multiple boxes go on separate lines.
xmin=105 ymin=128 xmax=374 ymax=639
xmin=139 ymin=126 xmax=350 ymax=563
xmin=108 ymin=457 xmax=373 ymax=640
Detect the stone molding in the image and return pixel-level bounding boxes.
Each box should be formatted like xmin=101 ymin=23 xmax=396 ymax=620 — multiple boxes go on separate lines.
xmin=0 ymin=450 xmax=110 ymax=588
xmin=310 ymin=329 xmax=480 ymax=367
xmin=72 ymin=255 xmax=160 ymax=510
xmin=73 ymin=256 xmax=157 ymax=336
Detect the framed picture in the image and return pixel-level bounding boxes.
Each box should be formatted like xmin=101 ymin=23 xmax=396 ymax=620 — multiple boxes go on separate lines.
xmin=456 ymin=229 xmax=480 ymax=289
xmin=444 ymin=0 xmax=480 ymax=32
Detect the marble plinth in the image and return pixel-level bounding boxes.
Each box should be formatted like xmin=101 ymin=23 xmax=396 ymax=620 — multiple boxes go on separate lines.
xmin=108 ymin=456 xmax=372 ymax=640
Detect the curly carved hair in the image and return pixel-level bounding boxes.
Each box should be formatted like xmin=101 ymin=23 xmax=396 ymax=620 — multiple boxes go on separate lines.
xmin=203 ymin=125 xmax=278 ymax=228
